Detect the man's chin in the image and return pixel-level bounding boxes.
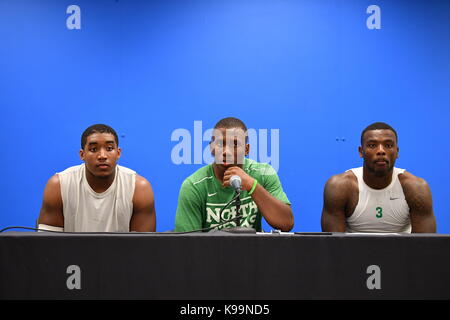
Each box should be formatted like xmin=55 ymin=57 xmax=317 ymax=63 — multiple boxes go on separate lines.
xmin=373 ymin=170 xmax=388 ymax=177
xmin=96 ymin=172 xmax=114 ymax=179
xmin=87 ymin=167 xmax=115 ymax=179
xmin=370 ymin=166 xmax=393 ymax=177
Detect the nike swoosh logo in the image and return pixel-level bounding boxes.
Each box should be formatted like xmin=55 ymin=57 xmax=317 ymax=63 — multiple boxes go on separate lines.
xmin=208 ymin=192 xmax=217 ymax=197
xmin=390 ymin=197 xmax=399 ymax=200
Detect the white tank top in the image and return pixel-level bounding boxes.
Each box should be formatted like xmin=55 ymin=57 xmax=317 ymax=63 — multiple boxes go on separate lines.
xmin=346 ymin=167 xmax=411 ymax=233
xmin=57 ymin=164 xmax=136 ymax=232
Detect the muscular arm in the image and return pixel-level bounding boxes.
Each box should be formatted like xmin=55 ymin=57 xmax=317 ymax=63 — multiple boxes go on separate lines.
xmin=400 ymin=174 xmax=436 ymax=233
xmin=248 ymin=183 xmax=294 ymax=231
xmin=130 ymin=175 xmax=156 ymax=232
xmin=321 ymin=174 xmax=352 ymax=232
xmin=37 ymin=175 xmax=64 ymax=229
xmin=223 ymin=166 xmax=294 ymax=232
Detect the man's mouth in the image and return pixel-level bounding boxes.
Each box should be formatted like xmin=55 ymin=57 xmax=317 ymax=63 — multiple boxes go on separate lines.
xmin=221 ymin=158 xmax=235 ymax=165
xmin=374 ymin=159 xmax=388 ymax=166
xmin=221 ymin=162 xmax=234 ymax=168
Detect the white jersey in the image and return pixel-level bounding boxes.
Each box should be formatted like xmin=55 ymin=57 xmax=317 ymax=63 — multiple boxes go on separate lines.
xmin=346 ymin=167 xmax=411 ymax=233
xmin=57 ymin=164 xmax=136 ymax=232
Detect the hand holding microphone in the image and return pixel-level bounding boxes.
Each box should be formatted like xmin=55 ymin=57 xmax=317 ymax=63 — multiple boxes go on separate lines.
xmin=221 ymin=167 xmax=257 ymax=231
xmin=223 ymin=168 xmax=246 ymax=227
xmin=222 ymin=166 xmax=255 ymax=192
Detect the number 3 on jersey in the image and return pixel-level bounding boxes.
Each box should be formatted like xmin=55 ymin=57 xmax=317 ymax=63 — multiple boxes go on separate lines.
xmin=376 ymin=207 xmax=383 ymax=218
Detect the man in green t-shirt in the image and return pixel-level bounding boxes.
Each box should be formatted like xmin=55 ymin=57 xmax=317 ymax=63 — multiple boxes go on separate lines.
xmin=175 ymin=117 xmax=294 ymax=232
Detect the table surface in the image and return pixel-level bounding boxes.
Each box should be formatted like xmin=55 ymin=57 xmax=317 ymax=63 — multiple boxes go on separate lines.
xmin=1 ymin=231 xmax=449 ymax=299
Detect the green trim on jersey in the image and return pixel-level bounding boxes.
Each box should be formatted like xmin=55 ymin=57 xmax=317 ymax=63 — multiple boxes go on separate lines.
xmin=175 ymin=158 xmax=290 ymax=232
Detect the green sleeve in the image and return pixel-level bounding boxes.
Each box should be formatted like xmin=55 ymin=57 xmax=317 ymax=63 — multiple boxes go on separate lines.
xmin=260 ymin=165 xmax=291 ymax=205
xmin=174 ymin=179 xmax=204 ymax=232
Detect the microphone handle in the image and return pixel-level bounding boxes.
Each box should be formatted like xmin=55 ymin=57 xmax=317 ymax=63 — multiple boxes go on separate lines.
xmin=235 ymin=191 xmax=241 ymax=226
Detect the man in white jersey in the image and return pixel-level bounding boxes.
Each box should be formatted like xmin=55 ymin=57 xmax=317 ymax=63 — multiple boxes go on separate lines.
xmin=321 ymin=122 xmax=436 ymax=233
xmin=37 ymin=124 xmax=156 ymax=232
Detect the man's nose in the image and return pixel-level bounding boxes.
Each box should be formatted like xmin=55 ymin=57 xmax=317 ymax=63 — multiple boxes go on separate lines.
xmin=98 ymin=148 xmax=107 ymax=159
xmin=376 ymin=145 xmax=386 ymax=155
xmin=221 ymin=145 xmax=234 ymax=161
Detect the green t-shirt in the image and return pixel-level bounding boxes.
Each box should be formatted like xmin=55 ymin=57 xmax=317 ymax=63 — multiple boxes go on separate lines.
xmin=174 ymin=158 xmax=290 ymax=232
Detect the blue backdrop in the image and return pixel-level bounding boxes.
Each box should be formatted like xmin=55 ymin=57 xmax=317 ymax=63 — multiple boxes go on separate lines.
xmin=0 ymin=0 xmax=449 ymax=232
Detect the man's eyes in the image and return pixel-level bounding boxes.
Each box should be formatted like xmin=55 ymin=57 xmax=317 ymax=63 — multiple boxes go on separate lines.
xmin=88 ymin=146 xmax=114 ymax=152
xmin=215 ymin=141 xmax=241 ymax=147
xmin=367 ymin=143 xmax=394 ymax=148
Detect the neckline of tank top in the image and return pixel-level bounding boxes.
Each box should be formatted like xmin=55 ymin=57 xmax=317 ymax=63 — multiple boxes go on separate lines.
xmin=359 ymin=167 xmax=402 ymax=193
xmin=82 ymin=164 xmax=118 ymax=198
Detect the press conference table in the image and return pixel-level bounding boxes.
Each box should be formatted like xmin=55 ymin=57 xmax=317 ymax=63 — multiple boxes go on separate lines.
xmin=0 ymin=231 xmax=449 ymax=300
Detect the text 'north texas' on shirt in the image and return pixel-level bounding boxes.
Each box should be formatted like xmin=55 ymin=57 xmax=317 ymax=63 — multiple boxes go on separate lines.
xmin=174 ymin=158 xmax=290 ymax=232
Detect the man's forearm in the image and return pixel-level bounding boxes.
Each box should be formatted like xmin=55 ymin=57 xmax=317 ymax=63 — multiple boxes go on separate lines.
xmin=250 ymin=184 xmax=294 ymax=231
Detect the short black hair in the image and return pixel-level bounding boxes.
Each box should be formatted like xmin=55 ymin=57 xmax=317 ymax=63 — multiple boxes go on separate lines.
xmin=214 ymin=117 xmax=248 ymax=132
xmin=81 ymin=124 xmax=119 ymax=149
xmin=361 ymin=122 xmax=398 ymax=145
xmin=213 ymin=117 xmax=248 ymax=143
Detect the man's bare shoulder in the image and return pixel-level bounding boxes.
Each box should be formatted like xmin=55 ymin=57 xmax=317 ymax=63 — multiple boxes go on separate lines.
xmin=135 ymin=174 xmax=152 ymax=189
xmin=398 ymin=170 xmax=435 ymax=232
xmin=38 ymin=174 xmax=63 ymax=227
xmin=45 ymin=174 xmax=61 ymax=194
xmin=323 ymin=171 xmax=358 ymax=205
xmin=326 ymin=171 xmax=358 ymax=190
xmin=133 ymin=175 xmax=155 ymax=205
xmin=398 ymin=171 xmax=430 ymax=192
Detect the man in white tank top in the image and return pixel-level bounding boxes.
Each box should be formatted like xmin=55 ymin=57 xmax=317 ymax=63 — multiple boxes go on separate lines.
xmin=37 ymin=124 xmax=156 ymax=232
xmin=321 ymin=122 xmax=436 ymax=233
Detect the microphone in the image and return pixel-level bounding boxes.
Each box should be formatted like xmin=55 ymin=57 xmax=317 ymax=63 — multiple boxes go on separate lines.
xmin=208 ymin=174 xmax=256 ymax=234
xmin=230 ymin=175 xmax=242 ymax=192
xmin=229 ymin=175 xmax=243 ymax=228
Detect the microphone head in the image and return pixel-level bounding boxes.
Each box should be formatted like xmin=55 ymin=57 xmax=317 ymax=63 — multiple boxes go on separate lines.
xmin=230 ymin=175 xmax=242 ymax=192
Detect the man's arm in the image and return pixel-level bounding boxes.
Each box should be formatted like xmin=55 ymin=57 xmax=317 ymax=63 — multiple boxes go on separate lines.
xmin=223 ymin=166 xmax=294 ymax=232
xmin=37 ymin=175 xmax=64 ymax=229
xmin=321 ymin=174 xmax=350 ymax=232
xmin=130 ymin=175 xmax=156 ymax=232
xmin=400 ymin=174 xmax=436 ymax=233
xmin=250 ymin=184 xmax=294 ymax=231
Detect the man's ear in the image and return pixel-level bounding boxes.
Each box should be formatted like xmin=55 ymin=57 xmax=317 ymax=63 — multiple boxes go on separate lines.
xmin=79 ymin=149 xmax=85 ymax=161
xmin=396 ymin=147 xmax=399 ymax=159
xmin=245 ymin=143 xmax=250 ymax=157
xmin=358 ymin=146 xmax=364 ymax=158
xmin=117 ymin=147 xmax=122 ymax=160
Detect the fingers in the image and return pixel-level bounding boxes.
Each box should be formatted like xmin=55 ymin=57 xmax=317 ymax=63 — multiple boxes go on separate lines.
xmin=223 ymin=167 xmax=252 ymax=189
xmin=222 ymin=166 xmax=241 ymax=187
xmin=222 ymin=173 xmax=233 ymax=187
xmin=223 ymin=167 xmax=255 ymax=191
